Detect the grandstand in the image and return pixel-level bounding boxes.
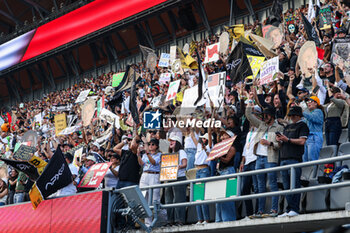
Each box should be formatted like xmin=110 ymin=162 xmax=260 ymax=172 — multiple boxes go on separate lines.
xmin=0 ymin=0 xmax=349 ymax=233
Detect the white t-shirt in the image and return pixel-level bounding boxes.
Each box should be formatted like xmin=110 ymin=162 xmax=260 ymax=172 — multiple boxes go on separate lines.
xmin=194 ymin=144 xmax=210 ymax=166
xmin=56 ymin=163 xmax=78 ymax=197
xmin=104 ymin=165 xmax=120 ymax=188
xmin=256 ymin=131 xmax=268 ymax=156
xmin=242 ymin=128 xmax=258 ymax=165
xmin=184 ymin=133 xmax=198 ymax=149
xmin=177 ymin=150 xmax=188 ymax=177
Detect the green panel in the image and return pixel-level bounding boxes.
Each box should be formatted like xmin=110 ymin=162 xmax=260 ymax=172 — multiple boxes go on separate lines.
xmin=226 ymin=178 xmax=237 ymax=197
xmin=112 ymin=72 xmax=125 ymax=87
xmin=193 ymin=182 xmax=205 ymax=201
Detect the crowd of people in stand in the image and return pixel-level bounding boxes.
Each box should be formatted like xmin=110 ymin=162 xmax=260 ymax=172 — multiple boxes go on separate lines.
xmin=0 ymin=0 xmax=349 ymax=227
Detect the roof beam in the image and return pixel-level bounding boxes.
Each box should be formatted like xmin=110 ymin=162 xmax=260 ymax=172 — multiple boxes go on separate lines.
xmin=21 ymin=0 xmax=49 ymax=14
xmin=0 ymin=9 xmax=21 ymax=25
xmin=156 ymin=15 xmax=172 ymax=40
xmin=244 ymin=0 xmax=256 ymax=21
xmin=114 ymin=31 xmax=130 ymax=56
xmin=194 ymin=0 xmax=212 ymax=35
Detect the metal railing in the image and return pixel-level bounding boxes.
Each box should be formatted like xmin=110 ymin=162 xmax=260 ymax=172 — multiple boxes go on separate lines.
xmin=140 ymin=154 xmax=350 ymax=209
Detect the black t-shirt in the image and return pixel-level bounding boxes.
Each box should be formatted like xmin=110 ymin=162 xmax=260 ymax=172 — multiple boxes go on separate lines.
xmin=280 ymin=121 xmax=309 ymax=161
xmin=118 ymin=149 xmax=141 ymax=183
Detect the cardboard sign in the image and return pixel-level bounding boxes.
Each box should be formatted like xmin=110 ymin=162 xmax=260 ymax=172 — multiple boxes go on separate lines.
xmin=78 ymin=162 xmax=112 ymax=188
xmin=207 ymin=72 xmax=226 ymax=110
xmin=82 ymin=99 xmax=96 ymax=127
xmin=150 ymin=96 xmax=162 ymax=108
xmin=205 ymin=43 xmax=220 ymax=63
xmin=146 ymin=53 xmax=157 ymax=72
xmin=73 ymin=147 xmax=84 ymax=168
xmin=297 ymin=41 xmax=317 ymax=77
xmin=96 ymin=96 xmax=105 ymax=117
xmin=247 ymin=55 xmax=266 ymax=79
xmin=219 ymin=32 xmax=230 ymax=54
xmin=259 ymin=56 xmax=279 ymax=85
xmin=159 ymin=73 xmax=171 ymax=84
xmin=52 ymin=104 xmax=72 ymax=112
xmin=158 ymin=53 xmax=171 ymax=67
xmin=54 ymin=113 xmax=67 ymax=136
xmin=264 ymin=26 xmax=283 ymax=49
xmin=331 ymin=53 xmax=350 ymax=76
xmin=13 ymin=144 xmax=36 ymax=161
xmin=75 ymin=89 xmax=90 ymax=104
xmin=34 ymin=113 xmax=42 ymax=124
xmin=319 ymin=6 xmax=332 ymax=30
xmin=112 ymin=72 xmax=125 ymax=87
xmin=207 ymin=137 xmax=236 ymax=161
xmin=100 ymin=108 xmax=120 ymax=128
xmin=183 ymin=43 xmax=190 ymax=54
xmin=165 ymin=80 xmax=181 ymax=101
xmin=160 ymin=153 xmax=179 ymax=181
xmin=170 ymin=46 xmax=177 ymax=63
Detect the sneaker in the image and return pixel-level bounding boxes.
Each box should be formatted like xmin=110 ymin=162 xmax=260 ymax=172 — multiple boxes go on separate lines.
xmin=287 ymin=210 xmax=299 ymax=217
xmin=249 ymin=212 xmax=263 ymax=219
xmin=196 ymin=221 xmax=203 ymax=225
xmin=241 ymin=216 xmax=251 ymax=221
xmin=262 ymin=210 xmax=278 ymax=218
xmin=278 ymin=212 xmax=289 ymax=218
xmin=202 ymin=221 xmax=209 ymax=224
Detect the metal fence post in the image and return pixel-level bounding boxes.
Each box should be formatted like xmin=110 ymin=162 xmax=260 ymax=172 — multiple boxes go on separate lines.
xmin=291 ymin=167 xmax=296 ymax=190
xmin=237 ymin=175 xmax=241 ymax=196
xmin=148 ymin=188 xmax=153 ymax=206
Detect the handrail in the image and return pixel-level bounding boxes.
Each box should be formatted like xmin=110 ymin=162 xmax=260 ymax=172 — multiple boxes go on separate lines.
xmin=140 ymin=154 xmax=350 ymax=190
xmin=139 ymin=154 xmax=350 ymax=209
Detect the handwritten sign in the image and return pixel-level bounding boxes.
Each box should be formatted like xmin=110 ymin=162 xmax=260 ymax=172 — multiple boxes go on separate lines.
xmin=247 ymin=55 xmax=265 ymax=79
xmin=259 ymin=56 xmax=279 ymax=85
xmin=165 ymin=80 xmax=181 ymax=101
xmin=207 ymin=72 xmax=226 ymax=111
xmin=54 ymin=113 xmax=67 ymax=136
xmin=158 ymin=53 xmax=171 ymax=67
xmin=78 ymin=162 xmax=112 ymax=188
xmin=159 ymin=73 xmax=172 ymax=84
xmin=170 ymin=46 xmax=177 ymax=63
xmin=160 ymin=153 xmax=179 ymax=181
xmin=205 ymin=43 xmax=220 ymax=63
xmin=13 ymin=144 xmax=36 ymax=161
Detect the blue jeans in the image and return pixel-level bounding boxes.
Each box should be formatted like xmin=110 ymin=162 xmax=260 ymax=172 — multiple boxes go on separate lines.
xmin=303 ymin=133 xmax=323 ymax=162
xmin=186 ymin=148 xmax=197 ymax=170
xmin=14 ymin=192 xmax=25 ymax=204
xmin=196 ymin=167 xmax=210 ymax=221
xmin=325 ymin=117 xmax=341 ymax=146
xmin=116 ymin=181 xmax=138 ymax=189
xmin=165 ymin=176 xmax=187 ymax=223
xmin=280 ymin=159 xmax=301 ymax=213
xmin=209 ymin=160 xmax=217 ymax=176
xmin=234 ymin=152 xmax=241 ymax=171
xmin=255 ymin=156 xmax=278 ymax=213
xmin=241 ymin=161 xmax=258 ymax=216
xmin=215 ymin=166 xmax=236 ymax=222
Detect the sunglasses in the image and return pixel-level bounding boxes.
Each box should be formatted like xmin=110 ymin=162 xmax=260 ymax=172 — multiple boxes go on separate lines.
xmin=127 ymin=138 xmax=132 ymax=141
xmin=297 ymin=91 xmax=304 ymax=95
xmin=148 ymin=143 xmax=156 ymax=146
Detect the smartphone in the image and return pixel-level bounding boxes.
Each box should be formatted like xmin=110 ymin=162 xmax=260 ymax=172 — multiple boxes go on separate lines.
xmin=275 ymin=132 xmax=282 ymax=136
xmin=312 ymin=86 xmax=320 ymax=94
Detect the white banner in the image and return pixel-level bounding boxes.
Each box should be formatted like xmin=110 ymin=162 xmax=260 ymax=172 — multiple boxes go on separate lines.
xmin=170 ymin=46 xmax=177 ymax=63
xmin=207 ymin=72 xmax=226 ymax=111
xmin=100 ymin=108 xmax=120 ymax=129
xmin=259 ymin=57 xmax=279 ymax=85
xmin=166 ymin=80 xmax=181 ymax=102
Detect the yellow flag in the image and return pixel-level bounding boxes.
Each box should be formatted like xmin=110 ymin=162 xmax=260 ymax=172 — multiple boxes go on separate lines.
xmin=29 ymin=183 xmax=43 ymax=209
xmin=246 ymin=55 xmax=266 ymax=79
xmin=189 ymin=40 xmax=197 ymax=55
xmin=177 ymin=48 xmax=198 ymax=69
xmin=29 ymin=156 xmax=48 ymax=175
xmin=225 ymin=24 xmax=244 ymax=40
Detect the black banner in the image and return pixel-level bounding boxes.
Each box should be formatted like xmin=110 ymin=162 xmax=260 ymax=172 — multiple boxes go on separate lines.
xmin=1 ymin=158 xmax=39 ymax=181
xmin=35 ymin=147 xmax=72 ymax=198
xmin=301 ymin=13 xmax=321 ymax=47
xmin=318 ymin=6 xmax=332 ymax=30
xmin=226 ymin=42 xmax=253 ymax=85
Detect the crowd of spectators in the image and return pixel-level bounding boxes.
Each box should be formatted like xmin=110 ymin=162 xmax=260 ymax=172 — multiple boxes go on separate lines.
xmin=0 ymin=0 xmax=349 ymax=227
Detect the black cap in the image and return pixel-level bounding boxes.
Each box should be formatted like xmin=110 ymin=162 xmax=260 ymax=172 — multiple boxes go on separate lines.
xmin=337 ymin=27 xmax=347 ymax=34
xmin=262 ymin=106 xmax=276 ymax=116
xmin=65 ymin=153 xmax=73 ymax=162
xmin=288 ymin=106 xmax=303 ymax=117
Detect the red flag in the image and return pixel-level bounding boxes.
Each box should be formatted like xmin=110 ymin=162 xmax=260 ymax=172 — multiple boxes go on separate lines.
xmin=316 ymin=47 xmax=325 ymax=60
xmin=6 ymin=112 xmax=11 ymax=124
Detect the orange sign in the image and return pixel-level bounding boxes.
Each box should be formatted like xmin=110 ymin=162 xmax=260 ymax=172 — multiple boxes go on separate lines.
xmin=160 ymin=153 xmax=179 ymax=181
